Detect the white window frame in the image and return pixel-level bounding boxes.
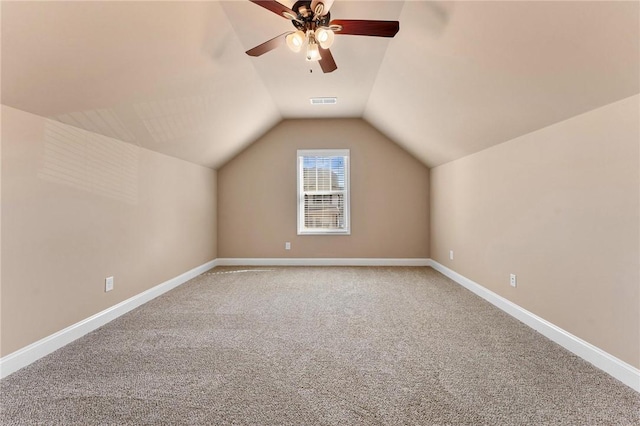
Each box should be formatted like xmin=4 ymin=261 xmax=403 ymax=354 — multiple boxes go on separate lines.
xmin=297 ymin=149 xmax=351 ymax=235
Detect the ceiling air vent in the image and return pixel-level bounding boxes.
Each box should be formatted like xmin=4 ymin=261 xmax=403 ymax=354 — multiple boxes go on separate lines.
xmin=310 ymin=97 xmax=337 ymax=105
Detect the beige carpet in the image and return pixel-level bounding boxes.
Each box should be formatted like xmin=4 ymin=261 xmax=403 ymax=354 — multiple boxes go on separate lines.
xmin=1 ymin=266 xmax=638 ymax=424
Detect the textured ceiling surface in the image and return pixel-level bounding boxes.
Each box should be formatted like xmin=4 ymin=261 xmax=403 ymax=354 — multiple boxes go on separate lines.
xmin=2 ymin=1 xmax=639 ymax=169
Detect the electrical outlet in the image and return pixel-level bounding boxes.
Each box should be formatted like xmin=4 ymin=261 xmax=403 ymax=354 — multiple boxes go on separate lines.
xmin=285 ymin=242 xmax=291 ymax=250
xmin=510 ymin=274 xmax=517 ymax=288
xmin=105 ymin=276 xmax=114 ymax=292
xmin=449 ymin=250 xmax=454 ymax=260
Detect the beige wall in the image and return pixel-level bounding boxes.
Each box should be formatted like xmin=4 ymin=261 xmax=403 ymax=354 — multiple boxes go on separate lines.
xmin=430 ymin=95 xmax=639 ymax=368
xmin=218 ymin=118 xmax=429 ymax=259
xmin=1 ymin=106 xmax=217 ymax=357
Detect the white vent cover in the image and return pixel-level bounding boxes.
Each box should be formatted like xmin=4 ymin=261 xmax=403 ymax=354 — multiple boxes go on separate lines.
xmin=310 ymin=97 xmax=337 ymax=105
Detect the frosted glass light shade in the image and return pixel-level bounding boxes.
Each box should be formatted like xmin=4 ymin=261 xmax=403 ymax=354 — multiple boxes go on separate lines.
xmin=311 ymin=0 xmax=335 ymax=16
xmin=286 ymin=31 xmax=305 ymax=53
xmin=315 ymin=27 xmax=335 ymax=49
xmin=306 ymin=42 xmax=322 ymax=61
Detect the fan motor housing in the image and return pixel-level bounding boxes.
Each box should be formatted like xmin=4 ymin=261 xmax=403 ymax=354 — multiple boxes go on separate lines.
xmin=291 ymin=1 xmax=331 ymax=30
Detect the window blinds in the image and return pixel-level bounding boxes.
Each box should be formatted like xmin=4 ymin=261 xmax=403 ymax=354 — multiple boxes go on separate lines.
xmin=297 ymin=149 xmax=350 ymax=235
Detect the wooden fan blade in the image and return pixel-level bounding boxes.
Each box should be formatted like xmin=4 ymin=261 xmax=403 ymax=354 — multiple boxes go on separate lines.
xmin=250 ymin=0 xmax=297 ymax=19
xmin=319 ymin=47 xmax=337 ymax=73
xmin=246 ymin=32 xmax=289 ymax=57
xmin=330 ymin=19 xmax=400 ymax=37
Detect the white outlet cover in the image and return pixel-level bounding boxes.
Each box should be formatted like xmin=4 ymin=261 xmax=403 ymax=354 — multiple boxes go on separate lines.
xmin=510 ymin=274 xmax=517 ymax=287
xmin=449 ymin=250 xmax=454 ymax=260
xmin=105 ymin=276 xmax=114 ymax=292
xmin=285 ymin=242 xmax=291 ymax=250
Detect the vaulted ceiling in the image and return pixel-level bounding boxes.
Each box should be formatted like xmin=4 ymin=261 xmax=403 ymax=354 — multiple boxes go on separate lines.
xmin=2 ymin=1 xmax=638 ymax=169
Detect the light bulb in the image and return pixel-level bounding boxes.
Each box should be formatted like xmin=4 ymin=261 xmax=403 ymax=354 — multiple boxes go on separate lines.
xmin=306 ymin=42 xmax=322 ymax=61
xmin=315 ymin=27 xmax=335 ymax=49
xmin=286 ymin=31 xmax=305 ymax=53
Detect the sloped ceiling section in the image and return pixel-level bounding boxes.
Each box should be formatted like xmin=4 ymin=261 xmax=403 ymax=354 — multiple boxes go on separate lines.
xmin=2 ymin=1 xmax=639 ymax=170
xmin=365 ymin=1 xmax=640 ymax=167
xmin=1 ymin=1 xmax=281 ymax=169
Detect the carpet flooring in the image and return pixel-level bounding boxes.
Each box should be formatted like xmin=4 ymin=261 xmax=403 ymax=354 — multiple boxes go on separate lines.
xmin=1 ymin=266 xmax=638 ymax=425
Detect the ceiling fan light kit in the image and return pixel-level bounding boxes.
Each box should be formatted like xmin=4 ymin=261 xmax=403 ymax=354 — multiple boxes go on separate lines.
xmin=285 ymin=27 xmax=334 ymax=61
xmin=247 ymin=0 xmax=399 ymax=73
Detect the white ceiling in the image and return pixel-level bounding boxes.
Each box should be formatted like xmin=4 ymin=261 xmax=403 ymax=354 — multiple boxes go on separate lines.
xmin=2 ymin=1 xmax=638 ymax=169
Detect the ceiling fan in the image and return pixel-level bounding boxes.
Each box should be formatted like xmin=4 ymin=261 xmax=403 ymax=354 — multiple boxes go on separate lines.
xmin=246 ymin=0 xmax=400 ymax=73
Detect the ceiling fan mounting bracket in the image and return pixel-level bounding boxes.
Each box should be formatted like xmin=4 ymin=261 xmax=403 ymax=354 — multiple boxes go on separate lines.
xmin=290 ymin=1 xmax=331 ymax=31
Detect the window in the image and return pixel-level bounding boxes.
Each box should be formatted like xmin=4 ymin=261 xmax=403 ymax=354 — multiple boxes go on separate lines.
xmin=297 ymin=149 xmax=350 ymax=235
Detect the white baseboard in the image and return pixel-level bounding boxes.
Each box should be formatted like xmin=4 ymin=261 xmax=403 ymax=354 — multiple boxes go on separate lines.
xmin=216 ymin=258 xmax=430 ymax=267
xmin=427 ymin=259 xmax=640 ymax=393
xmin=5 ymin=258 xmax=637 ymax=393
xmin=0 ymin=259 xmax=218 ymax=379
